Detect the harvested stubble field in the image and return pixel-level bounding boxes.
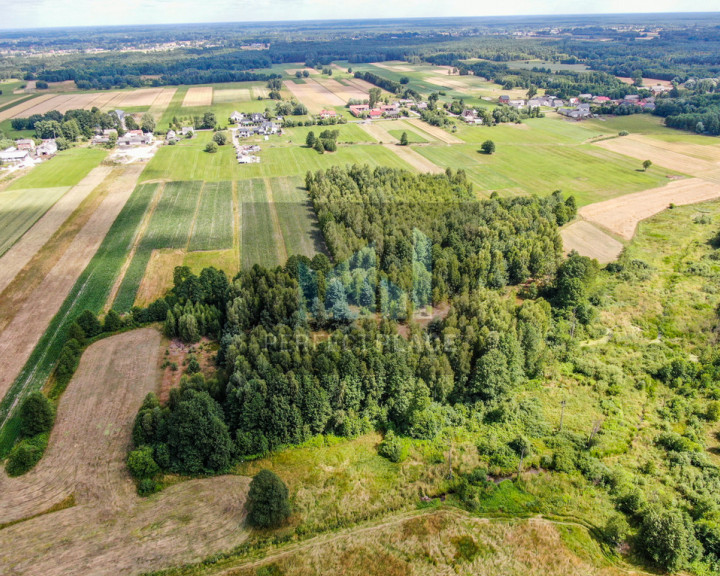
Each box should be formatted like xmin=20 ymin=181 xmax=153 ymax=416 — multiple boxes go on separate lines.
xmin=578 ymin=178 xmax=720 ymax=241
xmin=283 ymin=79 xmax=345 ymax=113
xmin=0 ymin=94 xmax=52 ymax=122
xmin=183 ymin=86 xmax=214 ymax=107
xmin=0 ymin=328 xmax=250 ymax=576
xmin=0 ymin=167 xmax=150 ymax=453
xmin=320 ymin=78 xmax=368 ymax=101
xmin=560 ymin=220 xmax=624 ymax=264
xmin=213 ymin=88 xmax=252 ymax=103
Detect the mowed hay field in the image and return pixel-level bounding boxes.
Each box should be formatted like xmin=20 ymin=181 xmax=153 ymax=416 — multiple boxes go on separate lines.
xmin=0 ymin=329 xmax=251 ymax=576
xmin=0 ymin=187 xmax=70 ymax=256
xmin=561 ymin=220 xmax=624 ymax=264
xmin=4 ymin=87 xmax=173 ymax=118
xmin=7 ymin=147 xmax=107 ymax=190
xmin=283 ymin=78 xmax=346 ymax=113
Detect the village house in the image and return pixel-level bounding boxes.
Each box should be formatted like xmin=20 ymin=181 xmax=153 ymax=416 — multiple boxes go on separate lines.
xmin=415 ymin=101 xmax=428 ymax=110
xmin=558 ymin=103 xmax=592 ymax=120
xmin=498 ymin=95 xmax=510 ymax=104
xmin=15 ymin=139 xmax=35 ymax=151
xmin=229 ymin=111 xmax=245 ymax=124
xmin=236 ymin=127 xmax=253 ymax=139
xmin=92 ymin=128 xmax=117 ymax=145
xmin=368 ymin=109 xmax=383 ymax=119
xmin=578 ymin=93 xmax=593 ymax=101
xmin=181 ymin=126 xmax=195 ymax=137
xmin=117 ymin=129 xmax=154 ymax=146
xmin=592 ymin=96 xmax=611 ymax=104
xmin=508 ymin=99 xmax=526 ymax=109
xmin=36 ymin=139 xmax=57 ymax=156
xmin=349 ymin=104 xmax=370 ymax=117
xmin=165 ymin=129 xmax=178 ymax=143
xmin=461 ymin=109 xmax=483 ymax=125
xmin=319 ymin=109 xmax=337 ymax=119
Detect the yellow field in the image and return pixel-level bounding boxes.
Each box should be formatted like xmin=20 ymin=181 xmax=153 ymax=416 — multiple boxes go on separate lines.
xmin=183 ymin=86 xmax=214 ymax=107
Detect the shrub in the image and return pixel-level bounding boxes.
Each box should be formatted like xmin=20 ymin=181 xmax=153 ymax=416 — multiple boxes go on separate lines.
xmin=638 ymin=505 xmax=701 ymax=572
xmin=186 ymin=355 xmax=201 ymax=374
xmin=481 ymin=140 xmax=495 ymax=154
xmin=246 ymin=469 xmax=291 ymax=529
xmin=213 ymin=131 xmax=228 ymax=146
xmin=127 ymin=445 xmax=160 ymax=479
xmin=19 ymin=392 xmax=55 ymax=437
xmin=137 ymin=478 xmax=160 ymax=496
xmin=551 ymin=446 xmax=576 ymax=473
xmin=205 ymin=141 xmax=218 ymax=153
xmin=6 ymin=434 xmax=48 ymax=476
xmin=103 ymin=309 xmax=123 ymax=332
xmin=77 ymin=309 xmax=102 ymax=337
xmin=603 ymin=514 xmax=630 ymax=546
xmin=378 ymin=430 xmax=408 ymax=463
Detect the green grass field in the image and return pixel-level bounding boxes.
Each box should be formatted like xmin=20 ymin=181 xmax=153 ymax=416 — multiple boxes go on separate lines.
xmin=113 ymin=181 xmax=203 ymax=312
xmin=240 ymin=178 xmax=280 ymax=269
xmin=6 ymin=148 xmax=107 ymax=190
xmin=188 ymin=181 xmax=234 ymax=252
xmin=0 ymin=182 xmax=158 ymax=455
xmin=284 ymin=123 xmax=375 ymax=144
xmin=388 ymin=128 xmax=428 ymax=143
xmin=140 ymin=131 xmax=413 ymax=183
xmin=0 ymin=186 xmax=70 ymax=256
xmin=271 ymin=176 xmax=325 ymax=259
xmin=0 ymin=79 xmax=29 ymax=107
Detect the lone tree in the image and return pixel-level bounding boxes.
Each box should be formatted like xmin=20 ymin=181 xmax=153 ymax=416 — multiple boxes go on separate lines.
xmin=213 ymin=131 xmax=228 ymax=146
xmin=246 ymin=469 xmax=291 ymax=528
xmin=205 ymin=141 xmax=218 ymax=154
xmin=305 ymin=130 xmax=316 ymax=148
xmin=400 ymin=131 xmax=409 ymax=146
xmin=19 ymin=392 xmax=55 ymax=437
xmin=481 ymin=140 xmax=496 ymax=155
xmin=643 ymin=159 xmax=652 ymax=171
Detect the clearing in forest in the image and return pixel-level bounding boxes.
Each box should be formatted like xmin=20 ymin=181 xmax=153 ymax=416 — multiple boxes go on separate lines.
xmin=0 ymin=328 xmax=250 ymax=576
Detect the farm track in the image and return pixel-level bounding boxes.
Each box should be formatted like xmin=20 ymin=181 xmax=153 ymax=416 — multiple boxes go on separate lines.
xmin=404 ymin=118 xmax=463 ymax=144
xmin=0 ymin=329 xmax=250 ymax=576
xmin=0 ymin=163 xmax=144 ymax=420
xmin=0 ymin=165 xmax=112 ymax=296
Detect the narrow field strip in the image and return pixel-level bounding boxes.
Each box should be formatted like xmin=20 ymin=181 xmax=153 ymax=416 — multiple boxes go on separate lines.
xmin=561 ymin=220 xmax=625 ymax=264
xmin=0 ymin=165 xmax=112 ymax=291
xmin=0 ymin=94 xmax=51 ymax=121
xmin=189 ymin=181 xmax=234 ymax=251
xmin=113 ymin=181 xmax=203 ymax=312
xmin=272 ymin=176 xmax=325 ymax=259
xmin=104 ymin=182 xmax=165 ymax=312
xmin=232 ymin=181 xmax=242 ymax=270
xmin=404 ymin=118 xmax=463 ymax=144
xmin=0 ymin=165 xmax=149 ymax=441
xmin=358 ymin=121 xmax=399 ymax=144
xmin=382 ymin=143 xmax=445 ymax=173
xmin=240 ymin=179 xmax=281 ymax=269
xmin=263 ymin=177 xmax=289 ymax=265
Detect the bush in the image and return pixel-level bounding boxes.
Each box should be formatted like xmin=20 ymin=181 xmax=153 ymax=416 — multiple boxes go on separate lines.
xmin=19 ymin=392 xmax=55 ymax=437
xmin=246 ymin=469 xmax=292 ymax=529
xmin=213 ymin=131 xmax=228 ymax=146
xmin=103 ymin=309 xmax=122 ymax=332
xmin=137 ymin=478 xmax=160 ymax=496
xmin=205 ymin=141 xmax=218 ymax=153
xmin=77 ymin=309 xmax=102 ymax=337
xmin=6 ymin=434 xmax=48 ymax=476
xmin=603 ymin=514 xmax=630 ymax=546
xmin=378 ymin=430 xmax=408 ymax=463
xmin=638 ymin=505 xmax=701 ymax=572
xmin=127 ymin=445 xmax=160 ymax=479
xmin=481 ymin=140 xmax=496 ymax=154
xmin=551 ymin=446 xmax=576 ymax=473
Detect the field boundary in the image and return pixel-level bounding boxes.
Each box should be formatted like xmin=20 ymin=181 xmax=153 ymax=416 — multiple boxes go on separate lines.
xmin=263 ymin=178 xmax=289 ymax=265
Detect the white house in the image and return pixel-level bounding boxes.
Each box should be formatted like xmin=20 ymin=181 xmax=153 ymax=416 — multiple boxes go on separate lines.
xmin=118 ymin=130 xmax=154 ymax=146
xmin=0 ymin=147 xmax=30 ymax=164
xmin=37 ymin=139 xmax=57 ymax=156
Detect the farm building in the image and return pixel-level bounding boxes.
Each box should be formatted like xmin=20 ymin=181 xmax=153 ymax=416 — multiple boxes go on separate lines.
xmin=181 ymin=126 xmax=195 ymax=137
xmin=15 ymin=139 xmax=35 ymax=151
xmin=498 ymin=95 xmax=510 ymax=104
xmin=319 ymin=110 xmax=337 ymax=119
xmin=37 ymin=139 xmax=57 ymax=156
xmin=166 ymin=130 xmax=178 ymax=143
xmin=349 ymin=104 xmax=370 ymax=117
xmin=229 ymin=111 xmax=244 ymax=123
xmin=461 ymin=110 xmax=483 ymax=125
xmin=118 ymin=130 xmax=154 ymax=146
xmin=0 ymin=147 xmax=31 ymax=165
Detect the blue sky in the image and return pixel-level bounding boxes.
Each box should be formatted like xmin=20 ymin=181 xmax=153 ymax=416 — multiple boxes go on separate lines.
xmin=0 ymin=0 xmax=718 ymax=29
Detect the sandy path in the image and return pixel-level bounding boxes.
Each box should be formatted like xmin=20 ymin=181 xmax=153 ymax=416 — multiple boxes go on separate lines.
xmin=404 ymin=118 xmax=463 ymax=144
xmin=0 ymin=165 xmax=112 ymax=296
xmin=0 ymin=328 xmax=250 ymax=576
xmin=561 ymin=220 xmax=624 ymax=264
xmin=0 ymin=164 xmax=144 ymax=411
xmin=579 ymin=178 xmax=720 ymax=241
xmin=0 ymin=94 xmax=52 ymax=121
xmin=383 ymin=144 xmax=445 ymax=174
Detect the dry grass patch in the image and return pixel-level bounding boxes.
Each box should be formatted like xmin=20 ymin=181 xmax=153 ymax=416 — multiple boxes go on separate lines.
xmin=0 ymin=328 xmax=250 ymax=576
xmin=0 ymin=94 xmax=53 ymax=121
xmin=220 ymin=510 xmax=625 ymax=576
xmin=359 ymin=122 xmax=398 ymax=144
xmin=372 ymin=61 xmax=414 ymax=72
xmin=182 ymin=86 xmax=214 ymax=107
xmin=148 ymin=88 xmax=178 ymax=118
xmin=383 ymin=144 xmax=445 ymax=174
xmin=134 ymin=248 xmax=185 ymax=307
xmin=561 ymin=220 xmax=624 ymax=264
xmin=115 ymin=87 xmax=166 ymax=108
xmin=594 ymin=134 xmax=718 ymax=174
xmin=320 ymin=78 xmax=368 ymax=101
xmin=213 ymin=89 xmax=252 ymax=104
xmin=578 ymin=178 xmax=720 ymax=241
